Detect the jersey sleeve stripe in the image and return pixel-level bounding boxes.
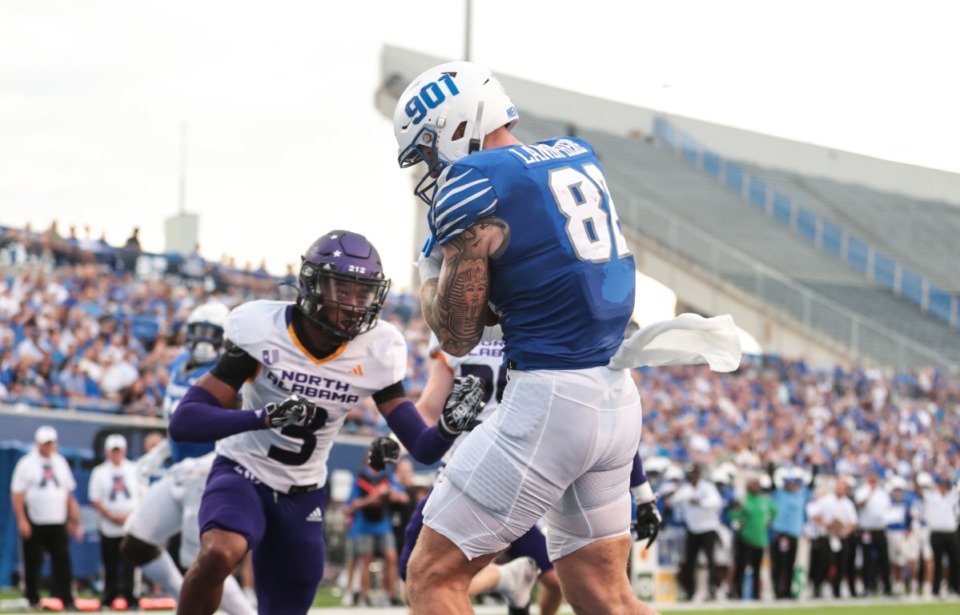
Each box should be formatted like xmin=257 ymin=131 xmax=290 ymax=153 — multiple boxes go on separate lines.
xmin=432 ymin=165 xmax=500 ymax=243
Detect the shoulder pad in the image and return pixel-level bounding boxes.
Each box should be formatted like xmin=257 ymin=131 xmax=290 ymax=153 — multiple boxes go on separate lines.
xmin=431 ymin=165 xmax=498 ymax=244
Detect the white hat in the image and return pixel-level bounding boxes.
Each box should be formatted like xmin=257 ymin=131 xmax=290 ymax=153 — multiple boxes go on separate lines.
xmin=34 ymin=425 xmax=58 ymax=444
xmin=887 ymin=476 xmax=908 ymax=491
xmin=710 ymin=468 xmax=732 ymax=484
xmin=104 ymin=434 xmax=127 ymax=451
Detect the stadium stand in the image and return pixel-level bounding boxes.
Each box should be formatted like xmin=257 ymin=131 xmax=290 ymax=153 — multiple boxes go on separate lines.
xmin=727 ymin=164 xmax=960 ymax=293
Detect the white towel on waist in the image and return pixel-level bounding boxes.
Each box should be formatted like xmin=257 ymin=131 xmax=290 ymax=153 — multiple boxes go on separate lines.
xmin=607 ymin=313 xmax=742 ymax=372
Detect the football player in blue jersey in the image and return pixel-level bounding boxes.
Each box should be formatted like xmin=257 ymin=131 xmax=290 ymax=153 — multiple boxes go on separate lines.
xmin=120 ymin=301 xmax=255 ymax=615
xmin=394 ymin=61 xmax=660 ymax=615
xmin=166 ymin=231 xmax=485 ymax=615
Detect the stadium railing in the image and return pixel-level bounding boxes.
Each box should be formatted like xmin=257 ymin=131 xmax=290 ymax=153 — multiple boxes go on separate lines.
xmin=620 ymin=194 xmax=953 ymax=370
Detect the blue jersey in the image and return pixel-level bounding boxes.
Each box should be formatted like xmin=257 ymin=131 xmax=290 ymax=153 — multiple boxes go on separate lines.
xmin=431 ymin=137 xmax=635 ymax=370
xmin=163 ymin=351 xmax=216 ymax=463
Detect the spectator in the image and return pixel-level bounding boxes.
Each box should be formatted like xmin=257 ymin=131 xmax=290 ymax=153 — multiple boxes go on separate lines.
xmin=9 ymin=426 xmax=81 ymax=610
xmin=88 ymin=434 xmax=140 ymax=609
xmin=769 ymin=465 xmax=815 ymax=599
xmin=728 ymin=476 xmax=777 ymax=600
xmin=855 ymin=469 xmax=893 ymax=596
xmin=120 ymin=227 xmax=141 ymax=272
xmin=344 ymin=462 xmax=409 ymax=606
xmin=911 ymin=472 xmax=936 ymax=597
xmin=671 ymin=464 xmax=724 ymax=601
xmin=389 ymin=457 xmax=420 ymax=563
xmin=884 ymin=476 xmax=912 ymax=596
xmin=812 ymin=477 xmax=859 ymax=598
xmin=922 ymin=474 xmax=960 ymax=597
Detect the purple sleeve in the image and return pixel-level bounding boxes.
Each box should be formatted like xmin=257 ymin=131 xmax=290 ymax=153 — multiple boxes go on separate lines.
xmin=630 ymin=451 xmax=648 ymax=487
xmin=168 ymin=386 xmax=265 ymax=443
xmin=385 ymin=400 xmax=452 ymax=465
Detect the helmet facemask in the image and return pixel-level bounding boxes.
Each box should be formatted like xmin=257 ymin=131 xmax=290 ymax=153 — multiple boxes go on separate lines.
xmin=298 ymin=266 xmax=390 ymax=343
xmin=185 ymin=321 xmax=225 ymax=365
xmin=398 ymin=126 xmax=447 ymax=205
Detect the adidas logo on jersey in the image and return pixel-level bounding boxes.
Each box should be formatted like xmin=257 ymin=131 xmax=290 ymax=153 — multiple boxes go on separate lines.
xmin=306 ymin=507 xmax=324 ymax=523
xmin=349 ymin=365 xmax=364 ymax=376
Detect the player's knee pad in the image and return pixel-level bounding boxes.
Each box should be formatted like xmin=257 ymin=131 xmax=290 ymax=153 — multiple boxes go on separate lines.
xmin=119 ymin=535 xmax=162 ymax=567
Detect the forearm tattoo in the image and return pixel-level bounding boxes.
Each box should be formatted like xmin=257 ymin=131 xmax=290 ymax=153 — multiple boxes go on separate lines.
xmin=429 ymin=218 xmax=505 ymax=355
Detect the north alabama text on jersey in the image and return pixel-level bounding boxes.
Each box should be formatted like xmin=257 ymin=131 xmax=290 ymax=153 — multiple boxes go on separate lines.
xmin=509 ymin=139 xmax=588 ymax=165
xmin=265 ymin=369 xmax=359 ymax=403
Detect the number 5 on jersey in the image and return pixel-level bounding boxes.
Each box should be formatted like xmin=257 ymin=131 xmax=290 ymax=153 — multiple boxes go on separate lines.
xmin=550 ymin=163 xmax=630 ymax=262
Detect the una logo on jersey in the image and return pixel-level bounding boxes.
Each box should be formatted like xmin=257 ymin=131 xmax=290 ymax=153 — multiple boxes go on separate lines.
xmin=403 ymin=73 xmax=460 ymax=126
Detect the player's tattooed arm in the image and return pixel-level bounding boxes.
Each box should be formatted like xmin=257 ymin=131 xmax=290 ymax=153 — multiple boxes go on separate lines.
xmin=422 ymin=217 xmax=508 ymax=357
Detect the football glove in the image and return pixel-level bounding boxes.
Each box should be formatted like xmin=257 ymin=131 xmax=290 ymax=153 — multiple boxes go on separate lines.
xmin=263 ymin=394 xmax=319 ymax=429
xmin=367 ymin=436 xmax=401 ymax=472
xmin=634 ymin=496 xmax=663 ymax=549
xmin=438 ymin=374 xmax=486 ymax=440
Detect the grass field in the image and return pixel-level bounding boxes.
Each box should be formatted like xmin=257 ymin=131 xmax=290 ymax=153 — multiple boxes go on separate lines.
xmin=659 ymin=604 xmax=959 ymax=615
xmin=2 ymin=588 xmax=958 ymax=613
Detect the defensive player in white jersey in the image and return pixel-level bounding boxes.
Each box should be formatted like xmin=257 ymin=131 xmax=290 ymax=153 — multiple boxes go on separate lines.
xmin=167 ymin=231 xmax=484 ymax=615
xmin=120 ymin=301 xmax=254 ymax=615
xmin=395 ymin=61 xmax=660 ymax=615
xmin=382 ymin=333 xmax=560 ymax=614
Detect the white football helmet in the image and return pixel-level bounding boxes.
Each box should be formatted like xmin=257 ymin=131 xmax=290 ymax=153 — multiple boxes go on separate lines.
xmin=393 ymin=61 xmax=519 ymax=203
xmin=185 ymin=301 xmax=230 ymax=365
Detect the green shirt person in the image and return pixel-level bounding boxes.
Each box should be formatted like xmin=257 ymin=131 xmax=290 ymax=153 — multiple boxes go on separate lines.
xmin=730 ymin=479 xmax=778 ymax=547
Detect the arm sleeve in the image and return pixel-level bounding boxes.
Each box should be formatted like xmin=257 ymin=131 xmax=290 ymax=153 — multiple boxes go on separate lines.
xmin=630 ymin=451 xmax=648 ymax=487
xmin=209 ymin=339 xmax=259 ymax=390
xmin=168 ymin=385 xmax=265 ymax=443
xmin=384 ymin=400 xmax=452 ymax=465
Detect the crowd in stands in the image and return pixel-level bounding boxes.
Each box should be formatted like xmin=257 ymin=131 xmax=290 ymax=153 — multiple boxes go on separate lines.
xmin=2 ymin=220 xmax=960 ymax=604
xmin=0 ymin=221 xmax=428 ymax=423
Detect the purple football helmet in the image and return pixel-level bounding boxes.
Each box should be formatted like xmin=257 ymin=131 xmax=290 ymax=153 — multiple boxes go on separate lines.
xmin=297 ymin=231 xmax=391 ymax=342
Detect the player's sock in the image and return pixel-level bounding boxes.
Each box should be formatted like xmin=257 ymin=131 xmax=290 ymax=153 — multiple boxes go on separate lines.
xmin=495 ymin=557 xmax=539 ymax=609
xmin=140 ymin=550 xmax=184 ymax=597
xmin=219 ymin=575 xmax=256 ymax=615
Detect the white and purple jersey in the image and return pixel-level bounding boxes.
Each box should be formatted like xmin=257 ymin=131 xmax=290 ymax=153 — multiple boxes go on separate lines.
xmin=215 ymin=301 xmax=406 ymax=492
xmin=430 ymin=137 xmax=635 ymax=370
xmin=428 ymin=333 xmax=506 ymax=461
xmin=163 ymin=351 xmax=217 ymax=463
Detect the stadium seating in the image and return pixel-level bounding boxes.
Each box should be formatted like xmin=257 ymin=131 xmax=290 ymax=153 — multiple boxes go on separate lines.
xmin=730 ymin=164 xmax=960 ymax=293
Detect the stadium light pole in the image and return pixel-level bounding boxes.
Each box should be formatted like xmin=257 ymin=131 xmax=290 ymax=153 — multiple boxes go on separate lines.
xmin=464 ymin=0 xmax=472 ymax=61
xmin=178 ymin=121 xmax=188 ymax=215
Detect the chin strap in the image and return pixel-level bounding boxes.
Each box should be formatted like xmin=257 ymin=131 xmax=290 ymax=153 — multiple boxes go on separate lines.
xmin=468 ymin=101 xmax=485 ymax=154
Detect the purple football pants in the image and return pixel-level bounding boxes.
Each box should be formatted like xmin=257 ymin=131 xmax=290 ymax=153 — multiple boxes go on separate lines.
xmin=398 ymin=487 xmax=553 ymax=581
xmin=199 ymin=455 xmax=327 ymax=615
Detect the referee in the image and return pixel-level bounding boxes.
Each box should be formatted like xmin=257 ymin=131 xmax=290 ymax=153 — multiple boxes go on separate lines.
xmin=9 ymin=426 xmax=81 ymax=610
